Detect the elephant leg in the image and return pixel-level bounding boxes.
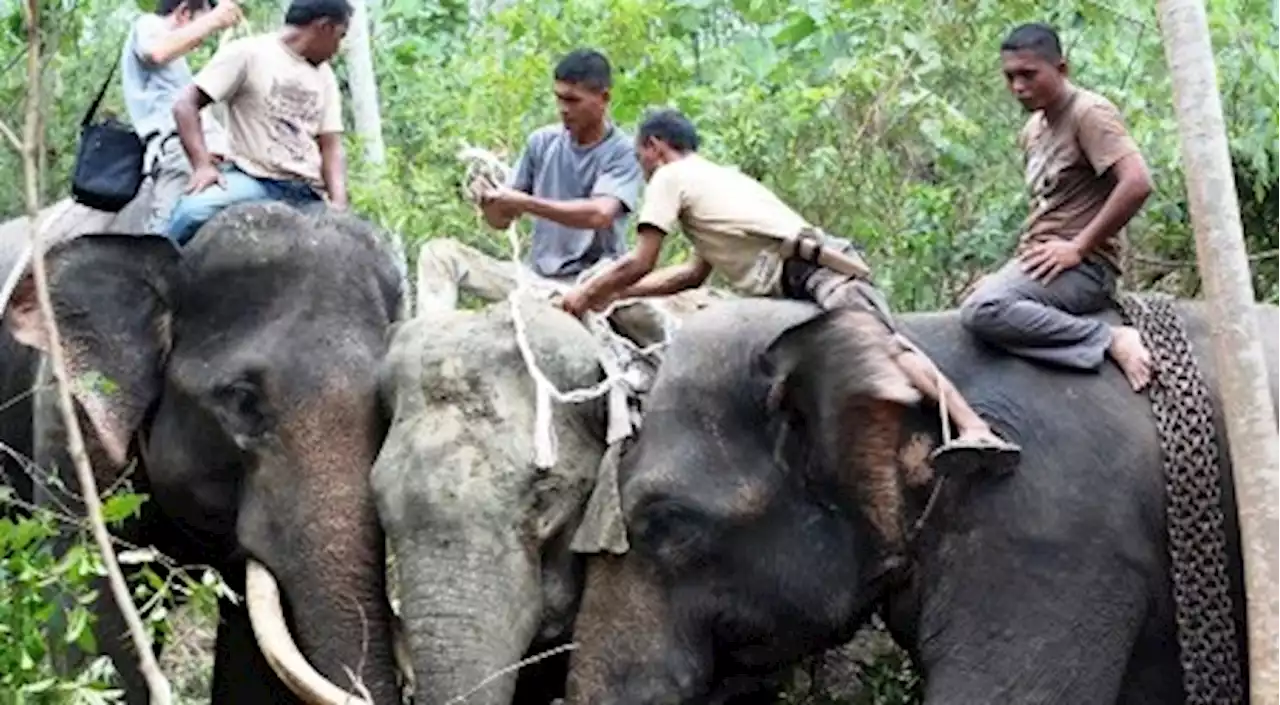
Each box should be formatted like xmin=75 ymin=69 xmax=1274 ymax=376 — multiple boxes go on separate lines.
xmin=210 ymin=593 xmax=296 ymax=703
xmin=913 ymin=573 xmax=1145 ymax=704
xmin=1115 ymin=605 xmax=1186 ymax=705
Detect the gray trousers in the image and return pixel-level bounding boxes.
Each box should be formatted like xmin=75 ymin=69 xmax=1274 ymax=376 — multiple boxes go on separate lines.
xmin=145 ymin=136 xmax=192 ymax=235
xmin=416 ymin=237 xmax=580 ymax=313
xmin=959 ymin=257 xmax=1118 ymax=370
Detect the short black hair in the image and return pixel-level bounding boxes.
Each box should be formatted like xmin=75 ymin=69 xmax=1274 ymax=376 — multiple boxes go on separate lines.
xmin=553 ymin=49 xmax=612 ymax=92
xmin=1001 ymin=23 xmax=1064 ymax=63
xmin=638 ymin=108 xmax=700 ymax=153
xmin=157 ymin=0 xmax=211 ymax=15
xmin=285 ymin=0 xmax=354 ymax=26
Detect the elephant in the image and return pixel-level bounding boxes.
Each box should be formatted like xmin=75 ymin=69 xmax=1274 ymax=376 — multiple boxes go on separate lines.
xmin=373 ymin=295 xmax=620 ymax=705
xmin=0 ymin=195 xmax=155 ymax=505
xmin=1 ymin=199 xmax=405 ymax=704
xmin=563 ymin=296 xmax=1279 ymax=704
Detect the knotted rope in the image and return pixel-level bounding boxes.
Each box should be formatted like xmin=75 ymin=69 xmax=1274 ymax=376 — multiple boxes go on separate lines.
xmin=458 ymin=146 xmax=679 ymax=469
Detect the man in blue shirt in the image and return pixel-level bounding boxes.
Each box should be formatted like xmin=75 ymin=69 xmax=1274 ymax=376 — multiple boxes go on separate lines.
xmin=416 ymin=48 xmax=644 ymax=313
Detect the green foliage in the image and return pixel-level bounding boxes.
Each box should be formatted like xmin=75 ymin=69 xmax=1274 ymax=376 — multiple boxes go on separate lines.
xmin=0 ymin=488 xmax=123 ymax=703
xmin=0 ymin=0 xmax=1276 ymax=699
xmin=340 ymin=0 xmax=1278 ymax=309
xmin=0 ymin=479 xmax=227 ymax=703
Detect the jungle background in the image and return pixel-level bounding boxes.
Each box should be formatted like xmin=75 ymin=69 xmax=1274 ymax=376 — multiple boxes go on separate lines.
xmin=0 ymin=0 xmax=1276 ymax=702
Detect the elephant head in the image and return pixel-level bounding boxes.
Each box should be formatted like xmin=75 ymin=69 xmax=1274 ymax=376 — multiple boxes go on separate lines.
xmin=565 ymin=297 xmax=923 ymax=704
xmin=4 ymin=202 xmax=404 ymax=703
xmin=372 ymin=296 xmax=612 ymax=705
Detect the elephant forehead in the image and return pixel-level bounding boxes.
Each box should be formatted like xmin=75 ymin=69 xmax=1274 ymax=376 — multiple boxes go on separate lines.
xmin=374 ymin=302 xmax=607 ymax=528
xmin=386 ymin=301 xmax=603 ymax=386
xmin=656 ymin=298 xmax=822 ymax=389
xmin=620 ymin=402 xmax=783 ymax=524
xmin=382 ymin=409 xmax=526 ymax=519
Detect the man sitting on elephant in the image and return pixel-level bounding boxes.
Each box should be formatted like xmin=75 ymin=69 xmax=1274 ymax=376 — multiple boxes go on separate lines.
xmin=558 ymin=107 xmax=1021 ymax=581
xmin=959 ymin=23 xmax=1154 ymax=392
xmin=121 ymin=0 xmax=242 ymax=233
xmin=166 ymin=0 xmax=352 ymax=245
xmin=416 ymin=48 xmax=644 ymax=314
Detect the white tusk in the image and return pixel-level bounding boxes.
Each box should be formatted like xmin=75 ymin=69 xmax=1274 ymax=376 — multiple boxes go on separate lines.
xmin=392 ymin=613 xmax=417 ymax=696
xmin=245 ymin=559 xmax=373 ymax=705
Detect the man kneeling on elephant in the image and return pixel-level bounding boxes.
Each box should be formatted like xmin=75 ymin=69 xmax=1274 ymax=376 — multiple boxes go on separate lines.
xmin=959 ymin=23 xmax=1154 ymax=391
xmin=559 ymin=108 xmax=1021 ymax=581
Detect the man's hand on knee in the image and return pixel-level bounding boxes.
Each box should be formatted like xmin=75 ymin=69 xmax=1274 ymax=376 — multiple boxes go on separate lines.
xmin=185 ymin=163 xmax=225 ymax=195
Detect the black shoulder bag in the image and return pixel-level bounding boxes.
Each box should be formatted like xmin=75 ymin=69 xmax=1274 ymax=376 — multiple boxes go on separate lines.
xmin=70 ymin=45 xmax=152 ymax=213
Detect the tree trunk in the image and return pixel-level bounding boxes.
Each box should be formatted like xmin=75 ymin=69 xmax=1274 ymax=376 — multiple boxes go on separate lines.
xmin=342 ymin=0 xmax=412 ymax=318
xmin=1156 ymin=2 xmax=1280 ymax=704
xmin=344 ymin=0 xmax=385 ymax=167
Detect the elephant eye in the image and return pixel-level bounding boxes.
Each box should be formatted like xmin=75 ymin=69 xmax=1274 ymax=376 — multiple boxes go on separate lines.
xmin=212 ymin=378 xmax=270 ymax=447
xmin=217 ymin=380 xmax=258 ymax=413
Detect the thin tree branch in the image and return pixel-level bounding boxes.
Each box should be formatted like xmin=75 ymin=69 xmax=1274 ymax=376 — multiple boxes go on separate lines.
xmin=0 ymin=117 xmax=20 ymax=152
xmin=1131 ymin=248 xmax=1279 ymax=269
xmin=16 ymin=1 xmax=173 ymax=702
xmin=0 ymin=43 xmax=28 ymax=77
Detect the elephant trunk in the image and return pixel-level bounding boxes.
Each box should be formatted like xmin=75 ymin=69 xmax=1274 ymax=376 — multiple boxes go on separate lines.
xmin=239 ymin=406 xmax=401 ymax=705
xmin=398 ymin=537 xmax=542 ymax=705
xmin=254 ymin=490 xmax=401 ymax=705
xmin=567 ymin=555 xmax=703 ymax=705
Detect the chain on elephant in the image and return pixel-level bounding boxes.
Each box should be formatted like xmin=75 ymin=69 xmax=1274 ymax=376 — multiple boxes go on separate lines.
xmin=1117 ymin=292 xmax=1244 ymax=704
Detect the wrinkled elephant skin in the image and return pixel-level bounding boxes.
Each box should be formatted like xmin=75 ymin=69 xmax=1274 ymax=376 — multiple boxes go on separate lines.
xmin=2 ymin=201 xmax=404 ymax=704
xmin=373 ymin=298 xmax=609 ymax=705
xmin=565 ymin=297 xmax=1279 ymax=705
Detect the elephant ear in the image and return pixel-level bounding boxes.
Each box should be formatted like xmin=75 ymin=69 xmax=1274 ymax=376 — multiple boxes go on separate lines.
xmin=4 ymin=233 xmax=182 ymax=467
xmin=760 ymin=307 xmax=920 ymax=417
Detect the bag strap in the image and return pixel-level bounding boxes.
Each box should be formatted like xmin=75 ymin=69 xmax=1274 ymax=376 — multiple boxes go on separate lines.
xmin=81 ymin=35 xmax=128 ymax=128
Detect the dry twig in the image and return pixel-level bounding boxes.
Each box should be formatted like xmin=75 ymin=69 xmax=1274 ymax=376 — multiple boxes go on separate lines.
xmin=443 ymin=643 xmax=580 ymax=705
xmin=15 ymin=1 xmax=173 ymax=701
xmin=0 ymin=116 xmax=20 ymax=152
xmin=1131 ymin=248 xmax=1279 ymax=269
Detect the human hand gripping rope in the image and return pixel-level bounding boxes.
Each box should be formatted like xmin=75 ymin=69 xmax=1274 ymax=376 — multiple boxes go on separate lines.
xmin=457 ymin=146 xmax=679 ymax=470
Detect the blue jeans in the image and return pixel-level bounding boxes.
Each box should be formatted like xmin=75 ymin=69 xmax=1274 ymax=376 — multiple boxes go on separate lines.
xmin=167 ymin=164 xmax=322 ymax=245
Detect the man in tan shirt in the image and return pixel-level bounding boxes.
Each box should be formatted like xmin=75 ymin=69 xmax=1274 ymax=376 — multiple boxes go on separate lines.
xmin=167 ymin=0 xmax=351 ymax=244
xmin=560 ymin=108 xmax=1021 ymax=582
xmin=959 ymin=23 xmax=1154 ymax=391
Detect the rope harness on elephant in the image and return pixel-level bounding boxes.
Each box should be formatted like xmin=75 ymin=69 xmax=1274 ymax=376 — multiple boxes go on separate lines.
xmin=457 ymin=147 xmax=679 ymax=470
xmin=1116 ymin=291 xmax=1244 ymax=705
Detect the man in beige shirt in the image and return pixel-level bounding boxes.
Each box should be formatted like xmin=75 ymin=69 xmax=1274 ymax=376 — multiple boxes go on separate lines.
xmin=560 ymin=108 xmax=1020 ymax=581
xmin=167 ymin=0 xmax=351 ymax=245
xmin=959 ymin=23 xmax=1154 ymax=391
xmin=121 ymin=0 xmax=242 ymax=234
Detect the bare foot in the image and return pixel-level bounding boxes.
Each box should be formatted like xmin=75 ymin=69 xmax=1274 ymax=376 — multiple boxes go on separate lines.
xmin=1108 ymin=325 xmax=1153 ymax=391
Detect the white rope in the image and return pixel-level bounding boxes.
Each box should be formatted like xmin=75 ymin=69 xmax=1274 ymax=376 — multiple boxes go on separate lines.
xmin=458 ymin=146 xmax=679 ymax=467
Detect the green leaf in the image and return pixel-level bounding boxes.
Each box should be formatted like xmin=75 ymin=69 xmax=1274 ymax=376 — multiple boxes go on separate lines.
xmin=64 ymin=606 xmax=89 ymax=645
xmin=773 ymin=11 xmax=817 ymax=47
xmin=101 ymin=493 xmax=147 ymax=525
